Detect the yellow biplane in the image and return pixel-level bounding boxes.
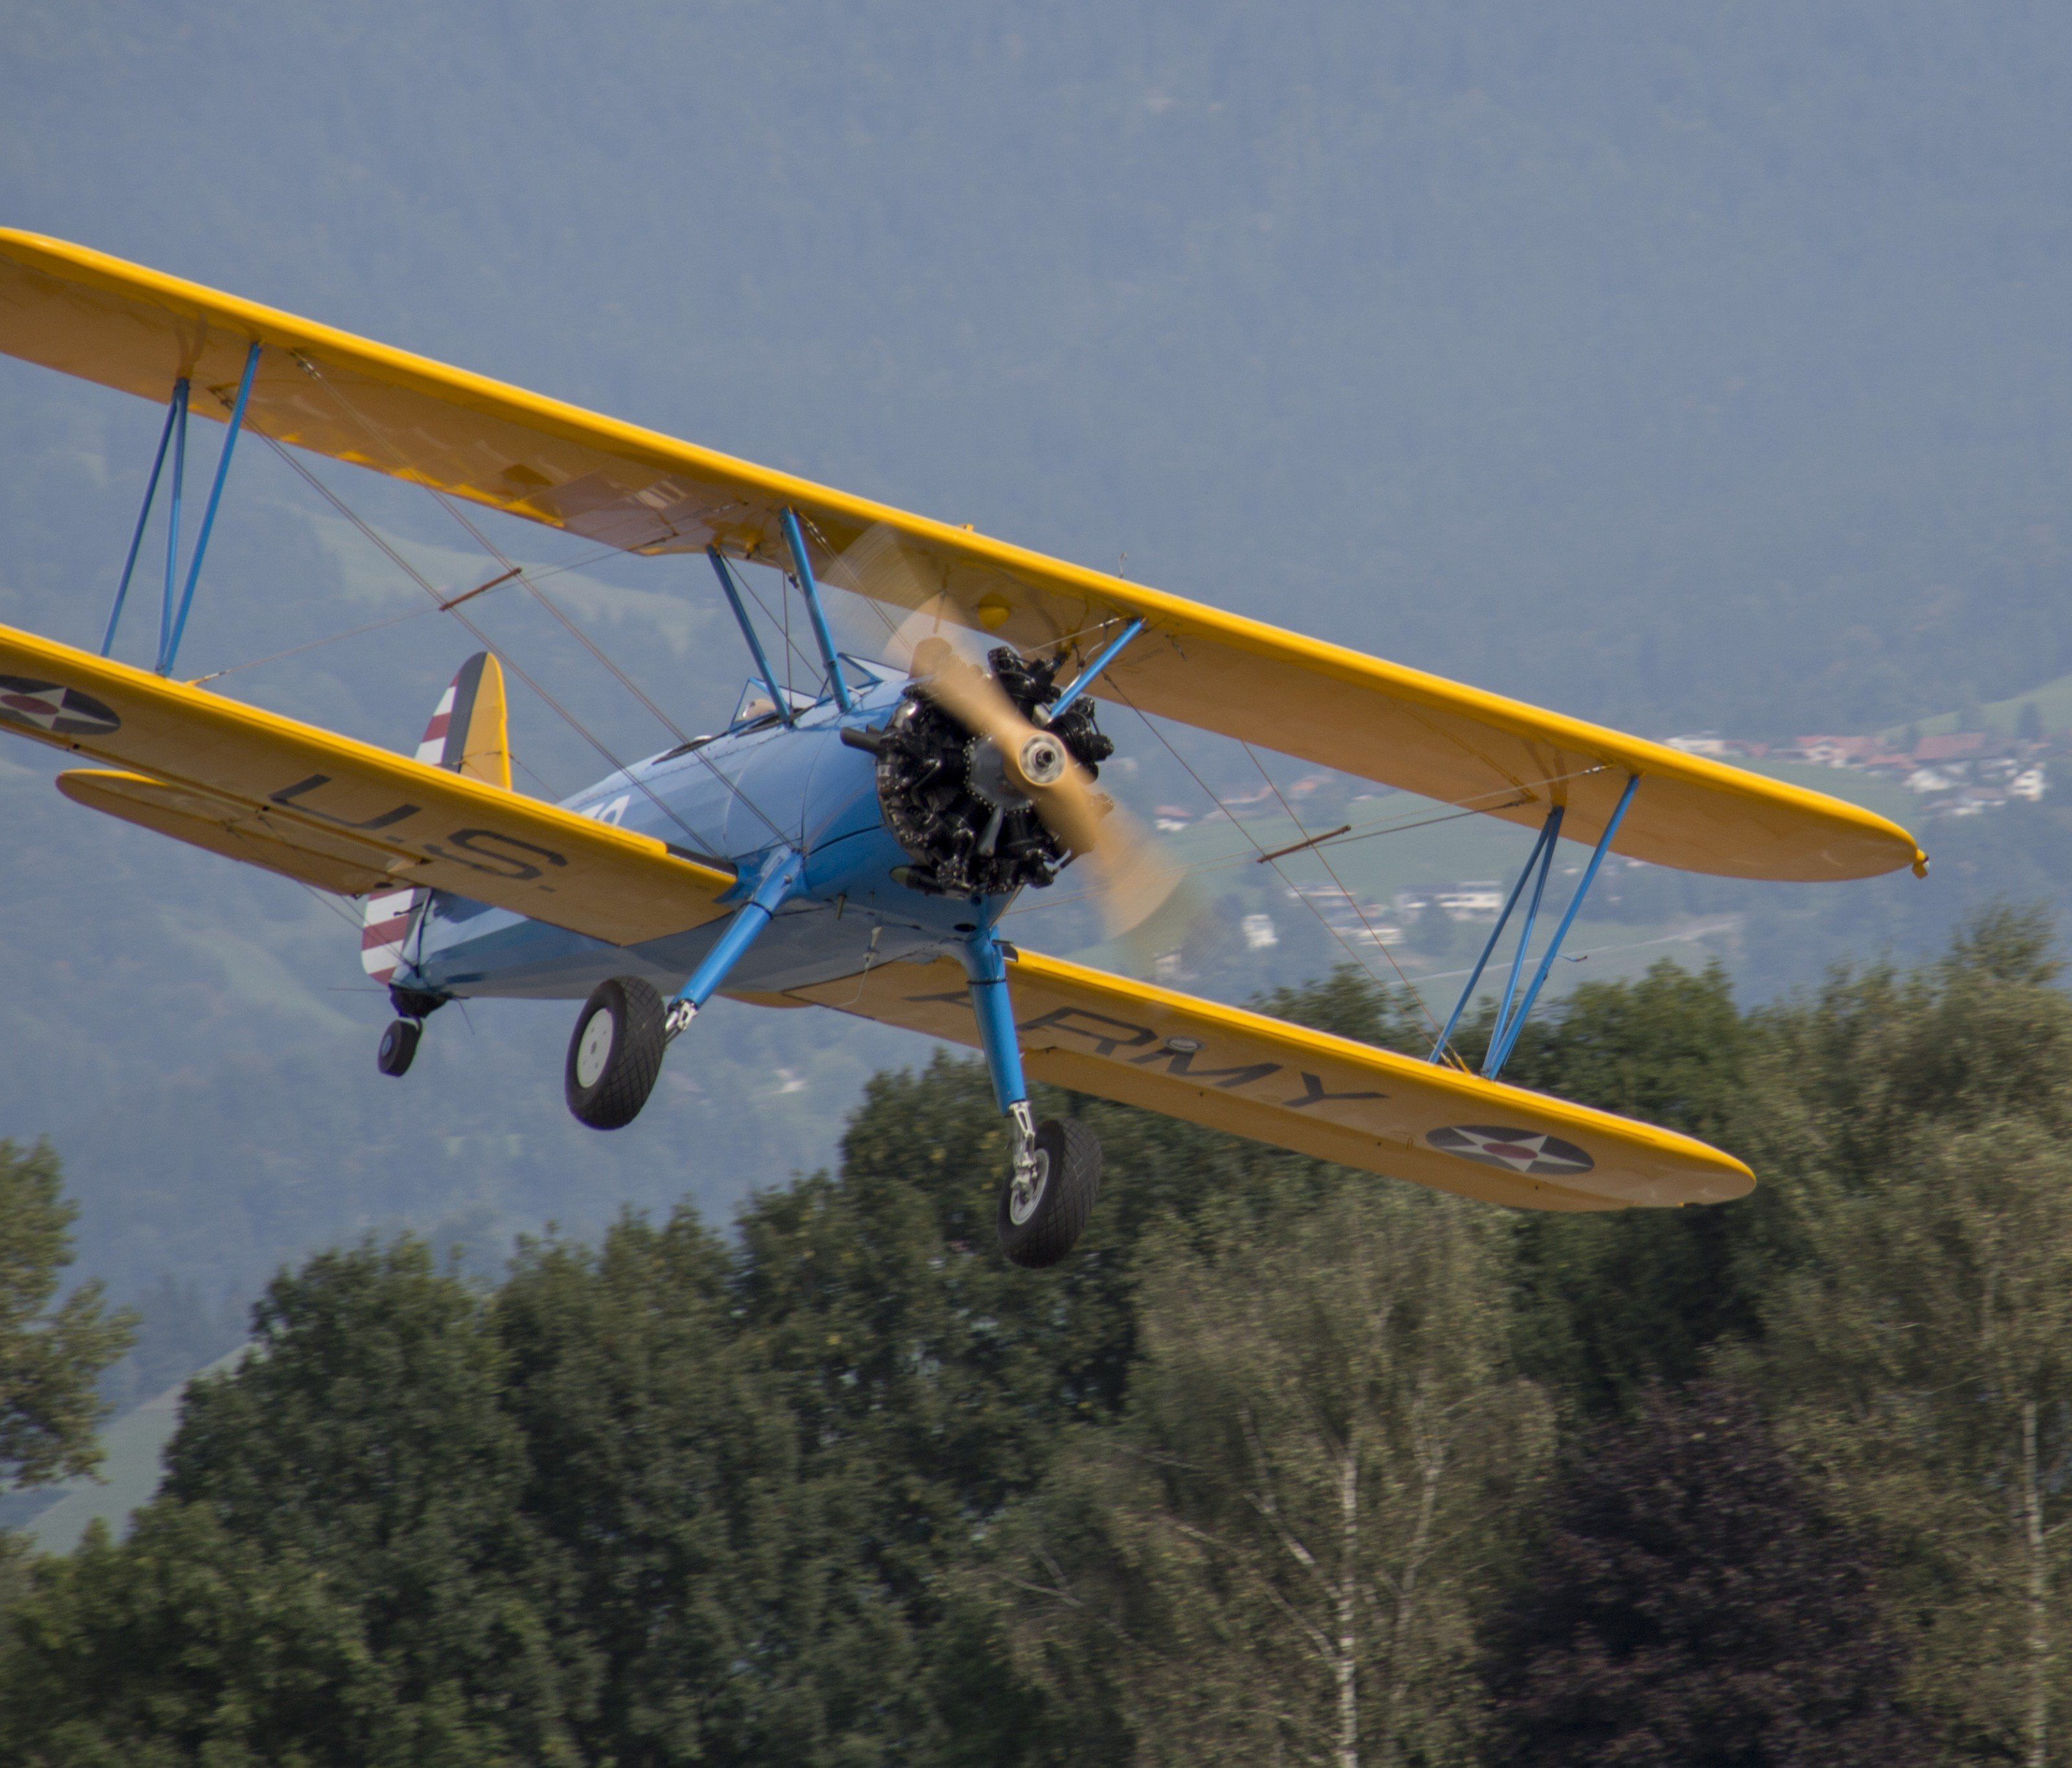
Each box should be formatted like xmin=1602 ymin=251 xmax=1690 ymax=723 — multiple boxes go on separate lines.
xmin=0 ymin=231 xmax=1927 ymax=1265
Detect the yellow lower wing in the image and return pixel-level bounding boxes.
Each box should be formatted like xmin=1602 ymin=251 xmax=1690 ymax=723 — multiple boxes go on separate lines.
xmin=1 ymin=623 xmax=734 ymax=947
xmin=57 ymin=770 xmax=399 ymax=896
xmin=782 ymin=949 xmax=1752 ymax=1212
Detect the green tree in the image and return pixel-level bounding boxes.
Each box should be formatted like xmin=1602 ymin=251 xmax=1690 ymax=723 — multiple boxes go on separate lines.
xmin=1463 ymin=962 xmax=1768 ymax=1414
xmin=0 ymin=1240 xmax=558 ymax=1765
xmin=1483 ymin=1381 xmax=1933 ymax=1767
xmin=995 ymin=1186 xmax=1549 ymax=1767
xmin=153 ymin=1240 xmax=566 ymax=1762
xmin=0 ymin=1140 xmax=136 ymax=1491
xmin=1757 ymin=1115 xmax=2072 ymax=1763
xmin=491 ymin=1212 xmax=913 ymax=1763
xmin=0 ymin=1504 xmax=379 ymax=1767
xmin=1735 ymin=909 xmax=2072 ymax=1762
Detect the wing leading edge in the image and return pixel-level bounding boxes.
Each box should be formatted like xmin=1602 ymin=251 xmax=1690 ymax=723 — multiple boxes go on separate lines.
xmin=0 ymin=229 xmax=1924 ymax=884
xmin=0 ymin=622 xmax=734 ymax=947
xmin=778 ymin=948 xmax=1753 ymax=1212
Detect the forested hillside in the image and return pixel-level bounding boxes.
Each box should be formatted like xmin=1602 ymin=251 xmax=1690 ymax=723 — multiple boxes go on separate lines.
xmin=4 ymin=921 xmax=2067 ymax=1762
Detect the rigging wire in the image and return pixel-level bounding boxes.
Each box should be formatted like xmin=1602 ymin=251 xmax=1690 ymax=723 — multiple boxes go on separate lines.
xmin=182 ymin=547 xmax=618 ymax=685
xmin=257 ymin=433 xmax=793 ymax=853
xmin=1103 ymin=678 xmax=1446 ymax=1036
xmin=278 ymin=359 xmax=800 ymax=848
xmin=1239 ymin=739 xmax=1447 ymax=1032
xmin=1005 ymin=798 xmax=1515 ymax=917
xmin=797 ymin=512 xmax=909 ymax=653
xmin=1009 ymin=761 xmax=1609 ymax=916
xmin=736 ymin=564 xmax=821 ymax=685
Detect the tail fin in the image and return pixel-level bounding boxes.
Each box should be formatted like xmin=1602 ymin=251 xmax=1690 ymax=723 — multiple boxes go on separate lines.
xmin=414 ymin=649 xmax=512 ymax=788
xmin=362 ymin=652 xmax=512 ymax=982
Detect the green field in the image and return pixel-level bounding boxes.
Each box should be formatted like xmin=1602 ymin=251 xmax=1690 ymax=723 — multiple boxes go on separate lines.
xmin=17 ymin=1348 xmax=247 ymax=1554
xmin=1875 ymin=671 xmax=2072 ymax=745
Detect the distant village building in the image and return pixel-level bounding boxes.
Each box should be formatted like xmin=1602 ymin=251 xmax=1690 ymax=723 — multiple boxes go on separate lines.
xmin=1793 ymin=735 xmax=1879 ymax=768
xmin=1285 ymin=883 xmax=1404 ymax=946
xmin=1656 ymin=716 xmax=2050 ymax=821
xmin=1912 ymin=732 xmax=1988 ymax=764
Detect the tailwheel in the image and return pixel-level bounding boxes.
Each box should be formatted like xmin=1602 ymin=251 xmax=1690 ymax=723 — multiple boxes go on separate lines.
xmin=565 ymin=976 xmax=668 ymax=1130
xmin=998 ymin=1113 xmax=1101 ymax=1268
xmin=376 ymin=1018 xmax=421 ymax=1078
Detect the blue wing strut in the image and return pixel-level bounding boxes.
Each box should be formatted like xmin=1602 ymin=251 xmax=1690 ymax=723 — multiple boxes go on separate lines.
xmin=1429 ymin=774 xmax=1641 ymax=1079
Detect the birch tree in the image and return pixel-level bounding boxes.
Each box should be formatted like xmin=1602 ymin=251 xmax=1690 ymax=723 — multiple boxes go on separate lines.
xmin=1759 ymin=1116 xmax=2072 ymax=1765
xmin=998 ymin=1186 xmax=1548 ymax=1767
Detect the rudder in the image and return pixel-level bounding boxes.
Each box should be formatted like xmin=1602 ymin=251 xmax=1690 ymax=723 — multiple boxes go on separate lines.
xmin=361 ymin=652 xmax=512 ymax=982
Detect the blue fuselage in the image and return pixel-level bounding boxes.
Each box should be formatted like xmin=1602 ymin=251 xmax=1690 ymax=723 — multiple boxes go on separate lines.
xmin=400 ymin=669 xmax=1001 ymax=1002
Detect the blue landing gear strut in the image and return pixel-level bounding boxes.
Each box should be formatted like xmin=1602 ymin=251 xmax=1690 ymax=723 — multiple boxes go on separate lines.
xmin=963 ymin=920 xmax=1103 ymax=1266
xmin=664 ymin=848 xmax=806 ymax=1039
xmin=567 ymin=849 xmax=805 ymax=1133
xmin=963 ymin=920 xmax=1041 ymax=1192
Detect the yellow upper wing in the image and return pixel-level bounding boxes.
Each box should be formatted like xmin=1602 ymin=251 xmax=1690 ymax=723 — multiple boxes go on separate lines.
xmin=0 ymin=622 xmax=734 ymax=946
xmin=779 ymin=948 xmax=1752 ymax=1212
xmin=0 ymin=229 xmax=1924 ymax=882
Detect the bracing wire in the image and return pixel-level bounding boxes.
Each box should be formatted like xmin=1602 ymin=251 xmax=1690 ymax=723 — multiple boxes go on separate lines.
xmin=275 ymin=359 xmax=800 ymax=848
xmin=1005 ymin=798 xmax=1516 ymax=917
xmin=258 ymin=433 xmax=793 ymax=853
xmin=1103 ymin=677 xmax=1441 ymax=1030
xmin=183 ymin=547 xmax=617 ymax=685
xmin=1239 ymin=739 xmax=1446 ymax=1028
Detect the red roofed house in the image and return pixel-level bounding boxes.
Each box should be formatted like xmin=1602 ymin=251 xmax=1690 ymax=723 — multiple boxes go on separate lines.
xmin=1914 ymin=732 xmax=1989 ymax=764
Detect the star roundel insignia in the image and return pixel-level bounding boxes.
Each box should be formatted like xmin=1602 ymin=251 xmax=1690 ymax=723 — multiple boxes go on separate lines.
xmin=1425 ymin=1124 xmax=1595 ymax=1178
xmin=0 ymin=676 xmax=121 ymax=738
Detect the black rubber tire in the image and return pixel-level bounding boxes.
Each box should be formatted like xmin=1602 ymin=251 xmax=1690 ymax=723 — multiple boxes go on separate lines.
xmin=565 ymin=977 xmax=668 ymax=1130
xmin=376 ymin=1018 xmax=420 ymax=1078
xmin=997 ymin=1118 xmax=1101 ymax=1268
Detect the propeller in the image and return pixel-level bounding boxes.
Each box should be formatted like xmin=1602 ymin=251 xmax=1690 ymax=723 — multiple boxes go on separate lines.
xmin=908 ymin=637 xmax=1184 ymax=940
xmin=815 ymin=521 xmax=1204 ymax=963
xmin=817 ymin=524 xmax=991 ymax=673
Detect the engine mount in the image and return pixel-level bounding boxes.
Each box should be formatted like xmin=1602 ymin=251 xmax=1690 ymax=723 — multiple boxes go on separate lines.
xmin=875 ymin=648 xmax=1114 ymax=898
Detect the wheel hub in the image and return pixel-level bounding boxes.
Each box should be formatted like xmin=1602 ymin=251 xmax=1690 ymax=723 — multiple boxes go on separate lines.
xmin=574 ymin=1008 xmax=613 ymax=1087
xmin=1008 ymin=1147 xmax=1051 ymax=1225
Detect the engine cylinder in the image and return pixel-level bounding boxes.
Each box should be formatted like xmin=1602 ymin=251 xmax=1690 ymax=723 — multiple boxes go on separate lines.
xmin=874 ymin=648 xmax=1114 ymax=899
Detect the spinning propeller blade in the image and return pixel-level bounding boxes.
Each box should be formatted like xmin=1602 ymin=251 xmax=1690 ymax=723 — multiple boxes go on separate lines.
xmin=820 ymin=525 xmax=990 ymax=672
xmin=910 ymin=638 xmax=1184 ymax=939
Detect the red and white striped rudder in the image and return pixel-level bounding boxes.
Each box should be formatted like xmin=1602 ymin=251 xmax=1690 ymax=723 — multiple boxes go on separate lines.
xmin=360 ymin=652 xmax=512 ymax=983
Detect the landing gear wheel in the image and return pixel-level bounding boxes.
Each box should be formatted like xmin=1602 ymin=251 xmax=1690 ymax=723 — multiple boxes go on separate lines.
xmin=377 ymin=1018 xmax=420 ymax=1078
xmin=997 ymin=1118 xmax=1101 ymax=1268
xmin=565 ymin=977 xmax=668 ymax=1130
